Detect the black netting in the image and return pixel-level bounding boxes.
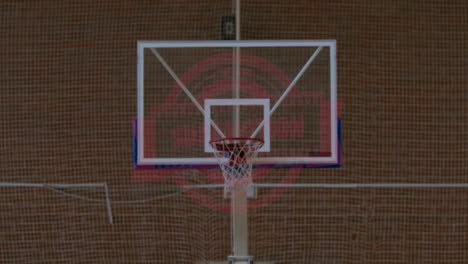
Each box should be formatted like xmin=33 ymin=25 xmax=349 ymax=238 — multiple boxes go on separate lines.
xmin=0 ymin=1 xmax=467 ymax=263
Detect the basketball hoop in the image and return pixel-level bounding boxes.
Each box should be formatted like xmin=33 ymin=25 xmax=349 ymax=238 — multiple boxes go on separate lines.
xmin=210 ymin=138 xmax=264 ymax=191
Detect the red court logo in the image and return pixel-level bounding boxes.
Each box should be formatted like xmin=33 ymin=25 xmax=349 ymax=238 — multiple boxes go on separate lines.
xmin=133 ymin=53 xmax=339 ymax=213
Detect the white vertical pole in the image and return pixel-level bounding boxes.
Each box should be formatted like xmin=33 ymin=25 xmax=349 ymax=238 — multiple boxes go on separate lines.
xmin=232 ymin=188 xmax=249 ymax=259
xmin=233 ymin=0 xmax=241 ymax=137
xmin=231 ymin=0 xmax=250 ymax=262
xmin=103 ymin=183 xmax=114 ymax=224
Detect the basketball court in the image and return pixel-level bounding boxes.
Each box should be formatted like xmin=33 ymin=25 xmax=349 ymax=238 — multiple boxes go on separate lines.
xmin=1 ymin=1 xmax=467 ymax=263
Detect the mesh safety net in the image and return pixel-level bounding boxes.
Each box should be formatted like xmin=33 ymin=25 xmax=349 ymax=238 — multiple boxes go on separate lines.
xmin=1 ymin=1 xmax=468 ymax=263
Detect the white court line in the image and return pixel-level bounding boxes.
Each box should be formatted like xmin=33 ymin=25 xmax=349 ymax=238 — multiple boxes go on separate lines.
xmin=183 ymin=183 xmax=468 ymax=189
xmin=0 ymin=182 xmax=113 ymax=224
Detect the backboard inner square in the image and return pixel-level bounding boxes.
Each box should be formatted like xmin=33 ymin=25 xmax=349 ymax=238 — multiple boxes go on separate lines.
xmin=204 ymin=99 xmax=271 ymax=153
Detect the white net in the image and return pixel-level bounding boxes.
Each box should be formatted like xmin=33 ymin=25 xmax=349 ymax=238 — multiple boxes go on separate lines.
xmin=210 ymin=138 xmax=264 ymax=191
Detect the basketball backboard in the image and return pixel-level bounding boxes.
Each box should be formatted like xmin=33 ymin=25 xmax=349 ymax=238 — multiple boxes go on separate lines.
xmin=135 ymin=40 xmax=340 ymax=169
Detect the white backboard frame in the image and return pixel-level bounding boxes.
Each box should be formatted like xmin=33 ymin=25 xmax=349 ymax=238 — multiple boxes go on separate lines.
xmin=136 ymin=40 xmax=338 ymax=168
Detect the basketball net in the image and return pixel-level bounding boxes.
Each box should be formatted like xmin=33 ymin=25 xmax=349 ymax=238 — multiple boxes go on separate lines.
xmin=210 ymin=138 xmax=264 ymax=192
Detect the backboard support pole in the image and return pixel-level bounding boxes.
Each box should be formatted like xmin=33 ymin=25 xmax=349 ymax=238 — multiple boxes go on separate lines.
xmin=231 ymin=1 xmax=251 ymax=263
